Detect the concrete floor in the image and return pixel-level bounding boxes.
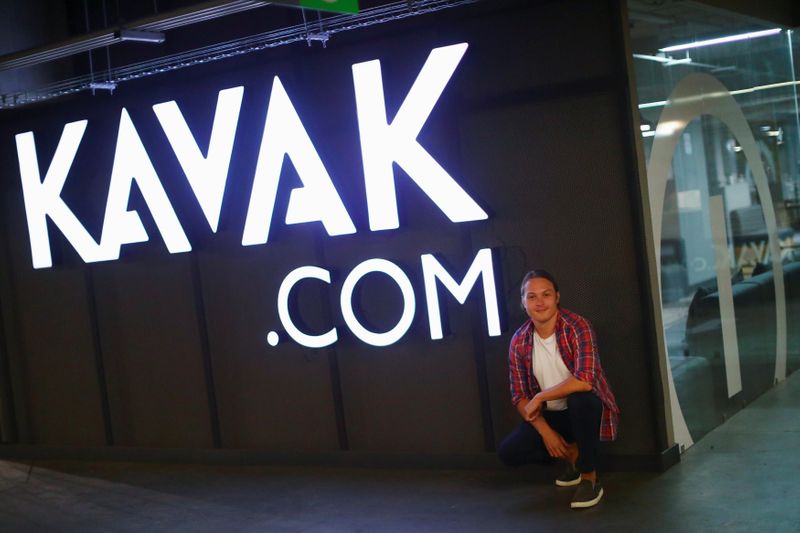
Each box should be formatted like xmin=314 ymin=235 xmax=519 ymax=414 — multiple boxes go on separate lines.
xmin=1 ymin=372 xmax=799 ymax=532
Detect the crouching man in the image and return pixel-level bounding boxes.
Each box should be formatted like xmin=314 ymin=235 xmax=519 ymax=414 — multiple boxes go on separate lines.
xmin=498 ymin=270 xmax=620 ymax=509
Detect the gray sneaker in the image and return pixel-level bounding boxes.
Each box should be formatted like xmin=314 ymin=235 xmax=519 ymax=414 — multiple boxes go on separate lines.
xmin=570 ymin=479 xmax=603 ymax=509
xmin=555 ymin=463 xmax=581 ymax=487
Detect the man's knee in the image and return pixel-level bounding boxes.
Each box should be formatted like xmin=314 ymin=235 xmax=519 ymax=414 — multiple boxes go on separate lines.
xmin=497 ymin=436 xmax=525 ymax=467
xmin=497 ymin=442 xmax=518 ymax=467
xmin=567 ymin=391 xmax=602 ymax=413
xmin=497 ymin=423 xmax=539 ymax=467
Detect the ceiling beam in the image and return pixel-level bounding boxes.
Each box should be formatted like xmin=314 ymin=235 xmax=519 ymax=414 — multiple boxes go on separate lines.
xmin=0 ymin=0 xmax=272 ymax=72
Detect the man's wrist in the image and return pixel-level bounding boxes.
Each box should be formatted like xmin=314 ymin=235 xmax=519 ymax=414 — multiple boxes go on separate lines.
xmin=531 ymin=416 xmax=551 ymax=435
xmin=515 ymin=398 xmax=530 ymax=420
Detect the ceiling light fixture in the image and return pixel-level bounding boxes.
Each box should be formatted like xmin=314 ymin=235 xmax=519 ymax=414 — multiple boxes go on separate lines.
xmin=88 ymin=81 xmax=117 ymax=91
xmin=633 ymin=53 xmax=692 ymax=67
xmin=659 ymin=28 xmax=782 ymax=53
xmin=116 ymin=29 xmax=166 ymax=44
xmin=638 ymin=80 xmax=800 ymax=110
xmin=633 ymin=53 xmax=673 ymax=63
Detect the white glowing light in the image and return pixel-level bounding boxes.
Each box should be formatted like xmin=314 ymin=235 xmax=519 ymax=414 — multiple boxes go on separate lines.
xmin=340 ymin=258 xmax=416 ymax=347
xmin=664 ymin=57 xmax=692 ymax=66
xmin=15 ymin=120 xmax=105 ymax=268
xmin=633 ymin=53 xmax=672 ymax=63
xmin=242 ymin=76 xmax=356 ymax=246
xmin=655 ymin=120 xmax=684 ymax=138
xmin=659 ymin=28 xmax=782 ymax=53
xmin=352 ymin=42 xmax=488 ymax=231
xmin=153 ymin=86 xmax=244 ymax=232
xmin=99 ymin=108 xmax=191 ymax=260
xmin=638 ymin=80 xmax=800 ymax=112
xmin=277 ymin=265 xmax=338 ymax=348
xmin=17 ymin=44 xmax=496 ymax=270
xmin=267 ymin=331 xmax=280 ymax=346
xmin=421 ymin=248 xmax=501 ymax=340
xmin=639 ymin=100 xmax=668 ymax=109
xmin=633 ymin=53 xmax=693 ymax=67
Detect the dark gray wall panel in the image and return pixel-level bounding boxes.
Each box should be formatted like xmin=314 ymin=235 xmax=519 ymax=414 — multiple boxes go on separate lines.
xmin=92 ymin=255 xmax=213 ymax=447
xmin=325 ymin=225 xmax=487 ymax=453
xmin=198 ymin=232 xmax=340 ymax=450
xmin=0 ymin=194 xmax=105 ymax=446
xmin=459 ymin=1 xmax=617 ymax=104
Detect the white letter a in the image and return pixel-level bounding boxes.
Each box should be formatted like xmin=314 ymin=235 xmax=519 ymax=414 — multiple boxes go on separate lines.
xmin=99 ymin=109 xmax=191 ymax=260
xmin=242 ymin=77 xmax=355 ymax=246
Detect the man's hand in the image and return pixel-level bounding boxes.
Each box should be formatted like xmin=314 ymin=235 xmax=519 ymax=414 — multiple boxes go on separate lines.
xmin=540 ymin=426 xmax=570 ymax=459
xmin=528 ymin=414 xmax=571 ymax=460
xmin=523 ymin=395 xmax=544 ymax=421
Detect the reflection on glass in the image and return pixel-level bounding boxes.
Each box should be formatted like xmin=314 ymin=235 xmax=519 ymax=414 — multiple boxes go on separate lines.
xmin=631 ymin=7 xmax=800 ymax=446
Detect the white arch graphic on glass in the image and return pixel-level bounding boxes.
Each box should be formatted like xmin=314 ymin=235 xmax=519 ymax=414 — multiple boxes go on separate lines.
xmin=647 ymin=73 xmax=788 ymax=449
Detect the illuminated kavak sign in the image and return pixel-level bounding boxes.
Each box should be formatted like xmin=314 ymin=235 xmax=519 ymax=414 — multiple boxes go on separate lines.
xmin=15 ymin=42 xmax=503 ymax=347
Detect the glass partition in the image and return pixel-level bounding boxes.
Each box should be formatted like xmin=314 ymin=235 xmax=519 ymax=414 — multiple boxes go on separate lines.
xmin=629 ymin=4 xmax=800 ymax=447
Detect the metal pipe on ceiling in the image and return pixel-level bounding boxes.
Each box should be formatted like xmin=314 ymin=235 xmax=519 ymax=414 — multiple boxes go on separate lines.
xmin=0 ymin=0 xmax=272 ymax=72
xmin=0 ymin=0 xmax=479 ymax=110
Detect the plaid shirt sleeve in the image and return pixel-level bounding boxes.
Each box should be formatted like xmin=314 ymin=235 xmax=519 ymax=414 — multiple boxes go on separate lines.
xmin=558 ymin=309 xmax=620 ymax=441
xmin=508 ymin=322 xmax=535 ymax=406
xmin=570 ymin=315 xmax=601 ymax=385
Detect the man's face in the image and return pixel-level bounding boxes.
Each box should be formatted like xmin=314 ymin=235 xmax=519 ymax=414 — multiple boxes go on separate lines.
xmin=522 ymin=277 xmax=560 ymax=325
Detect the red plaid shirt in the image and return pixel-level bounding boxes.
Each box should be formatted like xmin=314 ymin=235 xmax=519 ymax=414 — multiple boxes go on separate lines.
xmin=508 ymin=308 xmax=620 ymax=441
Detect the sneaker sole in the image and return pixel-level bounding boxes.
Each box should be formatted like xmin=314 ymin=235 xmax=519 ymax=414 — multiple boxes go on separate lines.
xmin=555 ymin=477 xmax=582 ymax=487
xmin=570 ymin=487 xmax=604 ymax=509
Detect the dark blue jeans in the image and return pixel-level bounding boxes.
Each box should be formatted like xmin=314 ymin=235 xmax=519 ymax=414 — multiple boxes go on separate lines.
xmin=497 ymin=391 xmax=603 ymax=473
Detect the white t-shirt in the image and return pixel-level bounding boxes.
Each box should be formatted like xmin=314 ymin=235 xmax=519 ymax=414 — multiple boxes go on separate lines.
xmin=531 ymin=331 xmax=572 ymax=411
